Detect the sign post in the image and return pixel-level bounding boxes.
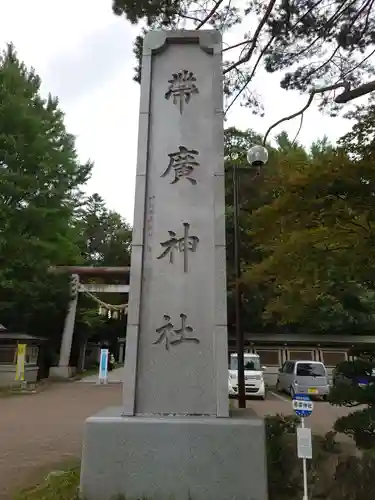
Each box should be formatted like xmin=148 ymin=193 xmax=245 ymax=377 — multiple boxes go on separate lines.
xmin=98 ymin=348 xmax=109 ymax=385
xmin=292 ymin=394 xmax=314 ymax=500
xmin=15 ymin=343 xmax=27 ymax=385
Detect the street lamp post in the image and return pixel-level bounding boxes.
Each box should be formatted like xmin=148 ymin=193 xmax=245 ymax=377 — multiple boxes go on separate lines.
xmin=232 ymin=145 xmax=268 ymax=409
xmin=232 ymin=162 xmax=246 ymax=408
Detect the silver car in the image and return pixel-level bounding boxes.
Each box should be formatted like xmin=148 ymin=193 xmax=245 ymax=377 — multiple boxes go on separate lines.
xmin=276 ymin=360 xmax=329 ymax=399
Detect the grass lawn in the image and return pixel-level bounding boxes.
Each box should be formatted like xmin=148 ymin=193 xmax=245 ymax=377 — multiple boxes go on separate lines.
xmin=13 ymin=463 xmax=128 ymax=500
xmin=14 ymin=464 xmax=80 ymax=500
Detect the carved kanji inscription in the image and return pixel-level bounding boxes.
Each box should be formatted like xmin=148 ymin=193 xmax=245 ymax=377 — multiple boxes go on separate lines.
xmin=161 ymin=146 xmax=199 ymax=185
xmin=165 ymin=70 xmax=199 ymax=114
xmin=153 ymin=313 xmax=199 ymax=350
xmin=157 ymin=222 xmax=199 ymax=273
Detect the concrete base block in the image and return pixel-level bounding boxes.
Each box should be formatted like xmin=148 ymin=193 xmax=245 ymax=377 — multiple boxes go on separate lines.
xmin=49 ymin=366 xmax=76 ymax=379
xmin=80 ymin=407 xmax=268 ymax=500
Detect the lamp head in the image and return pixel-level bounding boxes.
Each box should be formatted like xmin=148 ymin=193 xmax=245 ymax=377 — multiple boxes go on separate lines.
xmin=247 ymin=145 xmax=268 ymax=166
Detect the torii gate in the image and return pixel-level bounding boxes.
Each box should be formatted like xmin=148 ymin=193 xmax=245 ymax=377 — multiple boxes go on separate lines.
xmin=48 ymin=266 xmax=130 ymax=378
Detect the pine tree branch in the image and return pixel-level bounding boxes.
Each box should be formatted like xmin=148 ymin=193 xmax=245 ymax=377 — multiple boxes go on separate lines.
xmin=283 ymin=0 xmax=357 ymax=62
xmin=222 ymin=39 xmax=251 ymax=53
xmin=303 ymin=45 xmax=341 ymax=81
xmin=179 ymin=13 xmax=202 ymax=23
xmin=291 ymin=114 xmax=304 ymax=147
xmin=263 ymin=82 xmax=350 ymax=145
xmin=335 ymin=79 xmax=375 ymax=103
xmin=340 ymin=48 xmax=375 ymax=81
xmin=195 ymin=0 xmax=224 ymax=29
xmin=222 ymin=0 xmax=326 ymax=108
xmin=225 ymin=36 xmax=275 ymax=115
xmin=223 ymin=0 xmax=277 ymax=75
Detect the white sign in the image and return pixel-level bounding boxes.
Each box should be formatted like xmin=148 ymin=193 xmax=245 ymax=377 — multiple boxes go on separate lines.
xmin=292 ymin=395 xmax=314 ymax=417
xmin=297 ymin=426 xmax=312 ymax=460
xmin=98 ymin=348 xmax=109 ymax=384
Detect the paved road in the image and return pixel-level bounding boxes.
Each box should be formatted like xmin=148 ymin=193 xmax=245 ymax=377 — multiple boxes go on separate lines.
xmin=1 ymin=382 xmax=358 ymax=498
xmin=78 ymin=366 xmax=124 ymax=383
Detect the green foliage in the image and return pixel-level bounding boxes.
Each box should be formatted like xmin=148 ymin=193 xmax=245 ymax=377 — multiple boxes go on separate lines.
xmin=224 ymin=125 xmax=375 ymax=333
xmin=233 ymin=100 xmax=375 ymax=332
xmin=13 ymin=464 xmax=80 ymax=500
xmin=330 ymin=454 xmax=375 ymax=500
xmin=76 ymin=193 xmax=132 ymax=267
xmin=264 ymin=413 xmax=370 ymax=500
xmin=0 ymin=44 xmax=132 ymax=351
xmin=224 ymin=127 xmax=277 ymax=333
xmin=113 ymin=0 xmax=182 ymax=25
xmin=339 ymin=101 xmax=375 ymax=160
xmin=329 ymin=357 xmax=375 ymax=449
xmin=265 ymin=413 xmax=302 ymax=499
xmin=333 ymin=408 xmax=375 ymax=449
xmin=71 ymin=193 xmax=132 ymax=347
xmin=112 ymin=1 xmax=375 ymax=112
xmin=0 ymin=44 xmax=92 ymax=337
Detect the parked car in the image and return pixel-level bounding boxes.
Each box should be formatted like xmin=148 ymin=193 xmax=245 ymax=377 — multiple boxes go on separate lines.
xmin=228 ymin=353 xmax=266 ymax=400
xmin=276 ymin=360 xmax=329 ymax=399
xmin=332 ymin=363 xmax=375 ymax=388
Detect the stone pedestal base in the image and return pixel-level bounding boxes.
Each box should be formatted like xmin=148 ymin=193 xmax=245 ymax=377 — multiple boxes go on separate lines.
xmin=49 ymin=366 xmax=76 ymax=379
xmin=80 ymin=407 xmax=268 ymax=500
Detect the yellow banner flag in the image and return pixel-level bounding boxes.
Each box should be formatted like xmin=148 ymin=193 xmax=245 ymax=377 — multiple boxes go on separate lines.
xmin=15 ymin=344 xmax=26 ymax=381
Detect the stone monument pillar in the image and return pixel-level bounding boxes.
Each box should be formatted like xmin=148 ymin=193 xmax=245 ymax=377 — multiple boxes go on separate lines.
xmin=80 ymin=30 xmax=268 ymax=500
xmin=122 ymin=29 xmax=228 ymax=418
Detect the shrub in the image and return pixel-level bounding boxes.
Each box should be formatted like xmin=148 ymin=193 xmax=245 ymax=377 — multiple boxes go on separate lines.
xmin=328 ymin=357 xmax=375 ymax=449
xmin=265 ymin=414 xmax=302 ymax=500
xmin=265 ymin=413 xmax=375 ymax=500
xmin=330 ymin=454 xmax=375 ymax=500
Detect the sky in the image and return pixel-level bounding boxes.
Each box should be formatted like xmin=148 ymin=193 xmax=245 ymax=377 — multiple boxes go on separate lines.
xmin=0 ymin=0 xmax=367 ymax=224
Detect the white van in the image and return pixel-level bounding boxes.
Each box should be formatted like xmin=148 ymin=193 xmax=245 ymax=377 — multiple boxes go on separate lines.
xmin=228 ymin=353 xmax=266 ymax=400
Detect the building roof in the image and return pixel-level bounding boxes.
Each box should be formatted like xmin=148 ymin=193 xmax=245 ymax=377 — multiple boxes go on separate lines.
xmin=229 ymin=332 xmax=375 ymax=347
xmin=0 ymin=325 xmax=46 ymax=342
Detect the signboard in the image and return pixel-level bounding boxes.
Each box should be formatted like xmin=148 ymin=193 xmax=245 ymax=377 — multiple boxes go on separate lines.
xmin=293 ymin=394 xmax=313 ymax=499
xmin=15 ymin=344 xmax=26 ymax=382
xmin=297 ymin=426 xmax=312 ymax=459
xmin=98 ymin=348 xmax=109 ymax=384
xmin=292 ymin=394 xmax=314 ymax=417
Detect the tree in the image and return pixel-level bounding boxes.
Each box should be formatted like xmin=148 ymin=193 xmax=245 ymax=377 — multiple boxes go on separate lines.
xmin=224 ymin=126 xmax=342 ymax=334
xmin=76 ymin=193 xmax=132 ymax=267
xmin=0 ymin=44 xmax=92 ymax=339
xmin=75 ymin=193 xmax=132 ymax=330
xmin=338 ymin=98 xmax=375 ymax=160
xmin=241 ymin=111 xmax=375 ymax=331
xmin=69 ymin=194 xmax=132 ymax=362
xmin=224 ymin=126 xmax=285 ymax=333
xmin=112 ymin=0 xmax=375 ymax=113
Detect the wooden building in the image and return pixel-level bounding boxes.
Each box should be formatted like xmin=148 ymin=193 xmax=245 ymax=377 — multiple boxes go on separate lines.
xmin=228 ymin=332 xmax=375 ymax=386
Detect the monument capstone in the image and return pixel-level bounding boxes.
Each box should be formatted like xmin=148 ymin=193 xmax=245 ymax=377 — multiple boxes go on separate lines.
xmin=80 ymin=30 xmax=268 ymax=500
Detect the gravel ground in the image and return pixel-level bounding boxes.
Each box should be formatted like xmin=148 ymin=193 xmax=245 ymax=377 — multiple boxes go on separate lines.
xmin=1 ymin=382 xmax=359 ymax=498
xmin=0 ymin=382 xmax=121 ymax=499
